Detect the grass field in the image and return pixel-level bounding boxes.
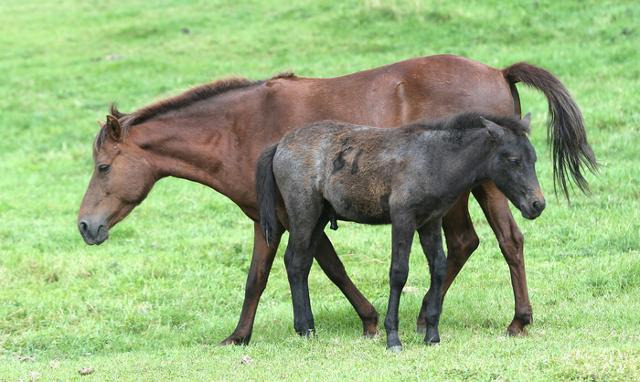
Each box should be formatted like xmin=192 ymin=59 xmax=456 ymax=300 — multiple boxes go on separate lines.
xmin=1 ymin=0 xmax=639 ymax=380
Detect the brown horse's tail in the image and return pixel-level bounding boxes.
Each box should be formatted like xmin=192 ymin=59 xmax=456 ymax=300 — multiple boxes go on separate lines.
xmin=256 ymin=144 xmax=280 ymax=247
xmin=502 ymin=63 xmax=598 ymax=200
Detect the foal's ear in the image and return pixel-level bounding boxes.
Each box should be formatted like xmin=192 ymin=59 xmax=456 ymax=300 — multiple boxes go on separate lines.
xmin=105 ymin=114 xmax=122 ymax=141
xmin=480 ymin=117 xmax=505 ymax=141
xmin=521 ymin=112 xmax=532 ymax=129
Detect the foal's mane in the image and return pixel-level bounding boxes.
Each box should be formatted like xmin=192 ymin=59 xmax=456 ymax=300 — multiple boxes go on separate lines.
xmin=408 ymin=112 xmax=530 ymax=136
xmin=96 ymin=72 xmax=295 ymax=147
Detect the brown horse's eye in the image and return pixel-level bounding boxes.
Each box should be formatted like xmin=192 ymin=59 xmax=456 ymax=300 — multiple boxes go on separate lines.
xmin=98 ymin=164 xmax=111 ymax=173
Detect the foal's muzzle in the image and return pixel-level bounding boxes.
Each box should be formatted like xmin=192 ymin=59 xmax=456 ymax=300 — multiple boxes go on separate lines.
xmin=78 ymin=218 xmax=109 ymax=245
xmin=521 ymin=198 xmax=546 ymax=220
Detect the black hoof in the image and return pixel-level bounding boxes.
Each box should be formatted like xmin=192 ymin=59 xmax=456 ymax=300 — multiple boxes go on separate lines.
xmin=387 ymin=345 xmax=403 ymax=353
xmin=296 ymin=328 xmax=316 ymax=337
xmin=424 ymin=335 xmax=440 ymax=346
xmin=425 ymin=326 xmax=440 ymax=345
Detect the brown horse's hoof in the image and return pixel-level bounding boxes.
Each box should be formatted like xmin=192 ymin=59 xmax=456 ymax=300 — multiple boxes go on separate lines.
xmin=360 ymin=306 xmax=378 ymax=338
xmin=363 ymin=328 xmax=379 ymax=338
xmin=219 ymin=334 xmax=251 ymax=346
xmin=506 ymin=325 xmax=528 ymax=336
xmin=363 ymin=316 xmax=379 ymax=338
xmin=507 ymin=314 xmax=531 ymax=336
xmin=506 ymin=322 xmax=528 ymax=336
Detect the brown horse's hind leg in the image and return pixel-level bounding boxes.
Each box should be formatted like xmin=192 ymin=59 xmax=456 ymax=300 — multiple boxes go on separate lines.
xmin=314 ymin=233 xmax=379 ymax=337
xmin=472 ymin=181 xmax=532 ymax=336
xmin=221 ymin=222 xmax=282 ymax=345
xmin=416 ymin=192 xmax=479 ymax=333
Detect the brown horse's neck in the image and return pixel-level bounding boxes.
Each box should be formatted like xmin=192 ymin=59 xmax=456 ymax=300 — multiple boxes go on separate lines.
xmin=126 ymin=90 xmax=269 ymax=216
xmin=132 ymin=122 xmax=223 ymax=183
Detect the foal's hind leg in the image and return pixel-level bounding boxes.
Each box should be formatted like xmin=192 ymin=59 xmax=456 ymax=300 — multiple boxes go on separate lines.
xmin=314 ymin=234 xmax=379 ymax=337
xmin=284 ymin=194 xmax=327 ymax=336
xmin=417 ymin=218 xmax=448 ymax=345
xmin=416 ymin=192 xmax=479 ymax=333
xmin=285 ymin=216 xmax=329 ymax=336
xmin=473 ymin=181 xmax=532 ymax=335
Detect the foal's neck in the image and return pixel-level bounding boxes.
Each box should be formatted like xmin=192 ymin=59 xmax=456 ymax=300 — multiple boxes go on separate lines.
xmin=436 ymin=128 xmax=496 ymax=192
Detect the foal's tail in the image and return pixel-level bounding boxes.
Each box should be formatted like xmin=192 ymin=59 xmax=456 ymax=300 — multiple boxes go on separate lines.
xmin=502 ymin=63 xmax=598 ymax=201
xmin=256 ymin=144 xmax=280 ymax=248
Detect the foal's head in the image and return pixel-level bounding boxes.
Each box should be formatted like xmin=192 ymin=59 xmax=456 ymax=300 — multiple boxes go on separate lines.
xmin=77 ymin=113 xmax=156 ymax=245
xmin=482 ymin=114 xmax=545 ymax=219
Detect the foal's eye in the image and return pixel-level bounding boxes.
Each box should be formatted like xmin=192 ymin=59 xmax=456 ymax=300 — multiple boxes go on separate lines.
xmin=508 ymin=158 xmax=521 ymax=166
xmin=98 ymin=164 xmax=111 ymax=173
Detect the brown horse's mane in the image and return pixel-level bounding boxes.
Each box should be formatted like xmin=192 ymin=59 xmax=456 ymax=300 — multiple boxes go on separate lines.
xmin=97 ymin=72 xmax=295 ymax=147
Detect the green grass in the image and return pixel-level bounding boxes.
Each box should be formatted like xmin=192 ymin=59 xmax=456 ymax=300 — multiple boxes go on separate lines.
xmin=1 ymin=0 xmax=639 ymax=380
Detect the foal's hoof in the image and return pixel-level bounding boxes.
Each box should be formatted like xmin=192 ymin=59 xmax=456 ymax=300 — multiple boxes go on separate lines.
xmin=387 ymin=345 xmax=403 ymax=353
xmin=296 ymin=328 xmax=316 ymax=338
xmin=424 ymin=337 xmax=440 ymax=346
xmin=424 ymin=332 xmax=440 ymax=346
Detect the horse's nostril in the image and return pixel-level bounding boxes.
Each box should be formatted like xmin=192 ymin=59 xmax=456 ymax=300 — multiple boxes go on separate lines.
xmin=532 ymin=200 xmax=545 ymax=213
xmin=79 ymin=221 xmax=88 ymax=233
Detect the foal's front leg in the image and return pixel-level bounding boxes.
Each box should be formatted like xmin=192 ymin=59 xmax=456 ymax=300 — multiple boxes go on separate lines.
xmin=385 ymin=216 xmax=416 ymax=352
xmin=417 ymin=218 xmax=447 ymax=344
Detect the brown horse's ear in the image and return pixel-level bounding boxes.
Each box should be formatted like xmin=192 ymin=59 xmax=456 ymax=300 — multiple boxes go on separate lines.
xmin=480 ymin=117 xmax=505 ymax=141
xmin=521 ymin=112 xmax=532 ymax=129
xmin=105 ymin=114 xmax=122 ymax=141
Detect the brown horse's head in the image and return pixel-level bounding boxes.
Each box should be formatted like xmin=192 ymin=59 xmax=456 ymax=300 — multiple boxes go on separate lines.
xmin=78 ymin=114 xmax=157 ymax=245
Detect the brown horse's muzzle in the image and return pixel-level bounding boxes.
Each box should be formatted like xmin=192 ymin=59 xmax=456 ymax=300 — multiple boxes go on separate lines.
xmin=78 ymin=216 xmax=109 ymax=245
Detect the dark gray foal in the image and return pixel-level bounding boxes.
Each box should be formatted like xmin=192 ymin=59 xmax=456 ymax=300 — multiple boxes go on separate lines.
xmin=256 ymin=112 xmax=545 ymax=351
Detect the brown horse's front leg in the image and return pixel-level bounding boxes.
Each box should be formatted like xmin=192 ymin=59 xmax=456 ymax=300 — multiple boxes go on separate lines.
xmin=472 ymin=181 xmax=532 ymax=336
xmin=221 ymin=222 xmax=282 ymax=345
xmin=314 ymin=233 xmax=379 ymax=337
xmin=417 ymin=192 xmax=479 ymax=333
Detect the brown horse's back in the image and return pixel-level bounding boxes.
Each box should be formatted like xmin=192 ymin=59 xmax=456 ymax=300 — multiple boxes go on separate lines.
xmin=264 ymin=55 xmax=516 ymax=133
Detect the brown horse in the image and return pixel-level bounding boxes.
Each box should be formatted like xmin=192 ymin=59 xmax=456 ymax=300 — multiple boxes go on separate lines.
xmin=77 ymin=54 xmax=597 ymax=345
